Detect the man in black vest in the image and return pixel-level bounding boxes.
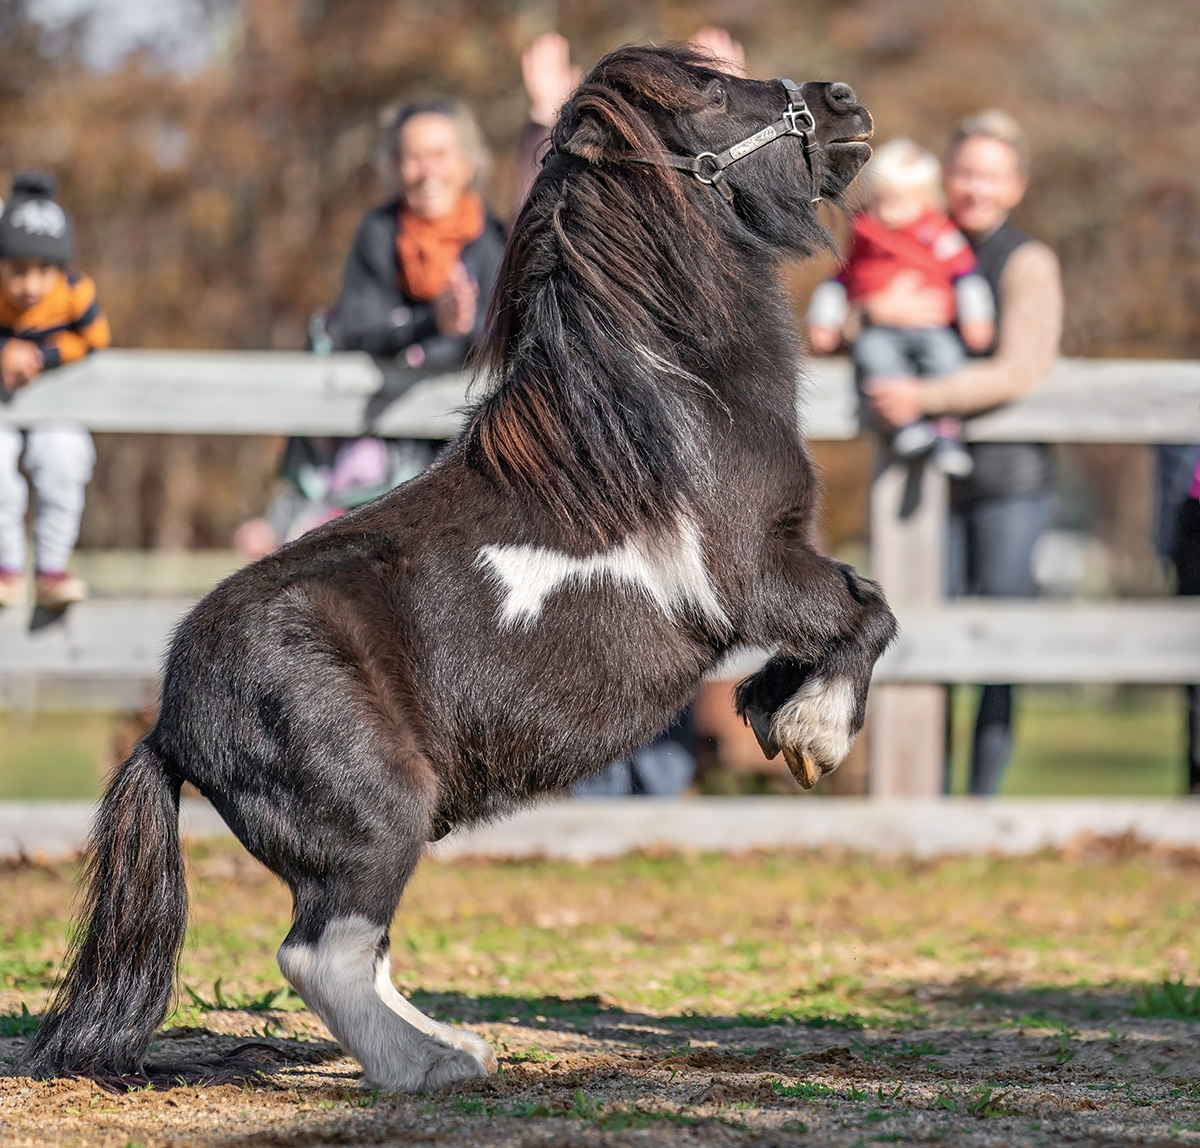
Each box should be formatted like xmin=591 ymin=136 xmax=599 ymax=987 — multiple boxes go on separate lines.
xmin=864 ymin=111 xmax=1063 ymax=795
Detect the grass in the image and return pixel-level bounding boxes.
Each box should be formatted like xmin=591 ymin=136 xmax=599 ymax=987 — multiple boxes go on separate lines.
xmin=2 ymin=842 xmax=1198 ymax=1035
xmin=1132 ymin=979 xmax=1200 ymax=1019
xmin=0 ymin=1003 xmax=38 ymax=1037
xmin=947 ymin=684 xmax=1186 ymax=796
xmin=772 ymin=1080 xmax=834 ymax=1099
xmin=0 ymin=712 xmax=119 ymax=799
xmin=181 ymin=980 xmax=299 ymax=1012
xmin=4 ymin=842 xmax=1200 ymax=1148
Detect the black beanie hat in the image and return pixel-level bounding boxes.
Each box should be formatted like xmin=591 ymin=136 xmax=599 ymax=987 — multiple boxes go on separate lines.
xmin=0 ymin=170 xmax=75 ymax=266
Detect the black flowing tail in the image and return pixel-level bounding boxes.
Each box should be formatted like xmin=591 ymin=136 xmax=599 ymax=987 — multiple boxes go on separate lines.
xmin=23 ymin=740 xmax=187 ymax=1079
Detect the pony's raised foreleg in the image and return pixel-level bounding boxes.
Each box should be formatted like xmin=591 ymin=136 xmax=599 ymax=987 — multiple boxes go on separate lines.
xmin=278 ymin=916 xmax=494 ymax=1091
xmin=739 ymin=556 xmax=896 ymax=786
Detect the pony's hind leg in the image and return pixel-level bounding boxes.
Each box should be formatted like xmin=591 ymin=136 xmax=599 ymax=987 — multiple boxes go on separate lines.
xmin=227 ymin=729 xmax=494 ymax=1089
xmin=278 ymin=913 xmax=494 ymax=1092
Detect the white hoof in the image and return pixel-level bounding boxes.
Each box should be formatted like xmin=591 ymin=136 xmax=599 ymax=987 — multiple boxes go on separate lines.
xmin=415 ymin=1042 xmax=490 ymax=1091
xmin=428 ymin=1022 xmax=497 ymax=1073
xmin=367 ymin=1037 xmax=489 ymax=1093
xmin=770 ymin=676 xmax=857 ymax=782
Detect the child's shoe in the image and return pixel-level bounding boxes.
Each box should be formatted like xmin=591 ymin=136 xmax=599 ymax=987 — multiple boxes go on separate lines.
xmin=890 ymin=419 xmax=938 ymax=460
xmin=35 ymin=571 xmax=88 ymax=609
xmin=0 ymin=570 xmax=26 ymax=608
xmin=933 ymin=436 xmax=974 ymax=478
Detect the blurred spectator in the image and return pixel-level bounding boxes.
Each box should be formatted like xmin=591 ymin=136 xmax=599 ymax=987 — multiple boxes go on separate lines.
xmin=0 ymin=170 xmax=110 ymax=608
xmin=235 ymin=98 xmax=505 ymax=557
xmin=807 ymin=138 xmax=994 ymax=478
xmin=513 ymin=28 xmax=745 ymax=213
xmin=514 ymin=33 xmax=581 ymax=210
xmin=687 ymin=26 xmax=748 ymax=75
xmin=1155 ymin=443 xmax=1200 ymax=792
xmin=864 ymin=111 xmax=1063 ymax=795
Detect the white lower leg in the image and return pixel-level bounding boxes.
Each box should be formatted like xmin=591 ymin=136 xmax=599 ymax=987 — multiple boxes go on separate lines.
xmin=278 ymin=915 xmax=490 ymax=1092
xmin=23 ymin=426 xmax=94 ymax=573
xmin=373 ymin=957 xmax=497 ymax=1072
xmin=770 ymin=676 xmax=858 ymax=771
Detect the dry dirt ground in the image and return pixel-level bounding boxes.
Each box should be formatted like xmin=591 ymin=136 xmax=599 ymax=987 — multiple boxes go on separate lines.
xmin=1 ymin=837 xmax=1198 ymax=1147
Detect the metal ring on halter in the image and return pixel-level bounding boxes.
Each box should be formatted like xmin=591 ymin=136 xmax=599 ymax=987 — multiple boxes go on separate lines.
xmin=783 ymin=104 xmax=817 ymax=135
xmin=692 ymin=152 xmax=721 ymax=185
xmin=624 ymin=77 xmax=827 ymax=207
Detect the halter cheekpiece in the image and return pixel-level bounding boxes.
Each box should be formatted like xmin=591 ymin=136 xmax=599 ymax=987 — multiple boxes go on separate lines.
xmin=629 ymin=79 xmax=823 ymax=206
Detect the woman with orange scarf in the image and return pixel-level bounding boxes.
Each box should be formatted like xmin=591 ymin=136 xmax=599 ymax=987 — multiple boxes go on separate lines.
xmin=332 ymin=98 xmax=505 ymax=372
xmin=235 ymin=100 xmax=504 ymax=559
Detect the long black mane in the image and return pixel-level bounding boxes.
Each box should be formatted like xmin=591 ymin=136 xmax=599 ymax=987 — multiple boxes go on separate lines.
xmin=465 ymin=45 xmax=824 ymax=541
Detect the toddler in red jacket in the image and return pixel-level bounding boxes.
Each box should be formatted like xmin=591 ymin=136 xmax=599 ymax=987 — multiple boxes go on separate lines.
xmin=807 ymin=138 xmax=994 ymax=476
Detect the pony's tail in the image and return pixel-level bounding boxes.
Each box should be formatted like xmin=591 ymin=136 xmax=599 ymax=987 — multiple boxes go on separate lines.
xmin=23 ymin=740 xmax=187 ymax=1080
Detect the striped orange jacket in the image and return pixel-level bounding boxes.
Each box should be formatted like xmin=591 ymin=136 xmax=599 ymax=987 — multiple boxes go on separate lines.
xmin=0 ymin=271 xmax=111 ymax=370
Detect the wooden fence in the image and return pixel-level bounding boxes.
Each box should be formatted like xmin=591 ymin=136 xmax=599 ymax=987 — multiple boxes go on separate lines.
xmin=2 ymin=350 xmax=1199 ymax=794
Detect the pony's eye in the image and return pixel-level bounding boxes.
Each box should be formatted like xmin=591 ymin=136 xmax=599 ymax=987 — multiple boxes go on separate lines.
xmin=705 ymin=79 xmax=726 ymax=107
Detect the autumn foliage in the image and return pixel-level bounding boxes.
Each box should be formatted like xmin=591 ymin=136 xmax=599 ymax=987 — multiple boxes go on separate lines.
xmin=0 ymin=0 xmax=1195 ymax=547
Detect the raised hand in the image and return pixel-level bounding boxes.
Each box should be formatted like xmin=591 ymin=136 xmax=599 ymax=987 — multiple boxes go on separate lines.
xmin=689 ymin=26 xmax=747 ymax=76
xmin=433 ymin=262 xmax=479 ymax=338
xmin=522 ymin=32 xmax=581 ymax=127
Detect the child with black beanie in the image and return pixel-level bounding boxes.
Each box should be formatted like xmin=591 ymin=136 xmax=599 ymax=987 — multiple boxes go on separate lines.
xmin=0 ymin=170 xmax=110 ymax=608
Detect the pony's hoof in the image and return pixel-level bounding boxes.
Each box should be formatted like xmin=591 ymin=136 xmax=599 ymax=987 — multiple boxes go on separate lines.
xmin=453 ymin=1029 xmax=498 ymax=1073
xmin=781 ymin=745 xmax=819 ymax=789
xmin=368 ymin=1043 xmax=489 ymax=1094
xmin=771 ymin=677 xmax=857 ymax=783
xmin=419 ymin=1045 xmax=490 ymax=1091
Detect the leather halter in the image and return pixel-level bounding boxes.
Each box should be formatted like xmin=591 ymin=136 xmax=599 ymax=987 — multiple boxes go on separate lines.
xmin=629 ymin=79 xmax=824 ymax=206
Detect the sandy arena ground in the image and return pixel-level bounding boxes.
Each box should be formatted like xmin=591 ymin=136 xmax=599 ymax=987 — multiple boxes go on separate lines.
xmin=2 ymin=838 xmax=1198 ymax=1146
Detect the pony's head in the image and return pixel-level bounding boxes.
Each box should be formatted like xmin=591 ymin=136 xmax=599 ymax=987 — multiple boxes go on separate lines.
xmin=552 ymin=44 xmax=873 ymax=248
xmin=469 ymin=45 xmax=873 ymax=542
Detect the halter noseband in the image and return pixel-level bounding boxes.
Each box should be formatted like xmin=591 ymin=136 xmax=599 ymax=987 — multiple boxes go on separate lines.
xmin=629 ymin=79 xmax=824 ymax=206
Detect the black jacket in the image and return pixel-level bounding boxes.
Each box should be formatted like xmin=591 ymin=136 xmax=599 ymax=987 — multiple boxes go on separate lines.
xmin=330 ymin=198 xmax=506 ymax=373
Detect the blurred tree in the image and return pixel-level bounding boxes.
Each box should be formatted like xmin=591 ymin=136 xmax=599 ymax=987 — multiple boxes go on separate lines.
xmin=0 ymin=0 xmax=1193 ymax=551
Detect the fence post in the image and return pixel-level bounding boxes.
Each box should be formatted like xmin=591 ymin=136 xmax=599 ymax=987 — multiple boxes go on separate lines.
xmin=868 ymin=458 xmax=947 ymax=795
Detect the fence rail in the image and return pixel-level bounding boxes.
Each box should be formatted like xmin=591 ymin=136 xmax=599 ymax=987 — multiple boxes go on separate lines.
xmin=2 ymin=350 xmax=1199 ymax=795
xmin=5 ymin=598 xmax=1200 ymax=714
xmin=3 ymin=350 xmax=1200 ymax=441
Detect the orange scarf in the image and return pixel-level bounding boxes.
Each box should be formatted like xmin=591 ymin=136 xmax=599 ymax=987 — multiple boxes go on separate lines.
xmin=396 ymin=191 xmax=485 ymax=302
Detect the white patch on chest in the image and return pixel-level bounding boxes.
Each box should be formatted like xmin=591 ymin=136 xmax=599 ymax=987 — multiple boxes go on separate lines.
xmin=476 ymin=516 xmax=729 ymax=630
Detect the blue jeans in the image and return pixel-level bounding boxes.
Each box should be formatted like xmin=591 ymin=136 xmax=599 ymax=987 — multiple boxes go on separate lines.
xmin=573 ymin=737 xmax=696 ymax=797
xmin=851 ymin=325 xmax=967 ymax=381
xmin=947 ymin=493 xmax=1053 ymax=795
xmin=1174 ymin=498 xmax=1200 ymax=790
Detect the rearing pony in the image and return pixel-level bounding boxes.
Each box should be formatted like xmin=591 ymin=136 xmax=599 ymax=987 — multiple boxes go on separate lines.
xmin=26 ymin=45 xmax=894 ymax=1092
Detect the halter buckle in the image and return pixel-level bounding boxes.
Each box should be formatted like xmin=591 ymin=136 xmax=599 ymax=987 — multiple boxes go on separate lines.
xmin=692 ymin=152 xmax=721 ymax=185
xmin=782 ymin=101 xmax=817 ymax=136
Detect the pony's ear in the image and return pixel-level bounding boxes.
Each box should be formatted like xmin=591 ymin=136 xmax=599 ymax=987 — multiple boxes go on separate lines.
xmin=559 ymin=112 xmax=618 ymax=163
xmin=555 ymin=89 xmax=644 ymax=164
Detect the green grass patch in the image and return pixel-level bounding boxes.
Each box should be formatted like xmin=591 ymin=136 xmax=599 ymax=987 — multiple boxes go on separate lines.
xmin=1132 ymin=979 xmax=1200 ymax=1020
xmin=182 ymin=980 xmax=299 ymax=1012
xmin=936 ymin=1085 xmax=1019 ymax=1119
xmin=773 ymin=1079 xmax=834 ymax=1099
xmin=0 ymin=713 xmax=118 ymax=799
xmin=947 ymin=684 xmax=1185 ymax=796
xmin=0 ymin=1003 xmax=39 ymax=1037
xmin=0 ymin=955 xmax=57 ymax=993
xmin=452 ymin=1089 xmax=727 ymax=1131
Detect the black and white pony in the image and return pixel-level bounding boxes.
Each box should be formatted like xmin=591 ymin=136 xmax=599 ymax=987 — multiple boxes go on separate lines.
xmin=26 ymin=45 xmax=894 ymax=1092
